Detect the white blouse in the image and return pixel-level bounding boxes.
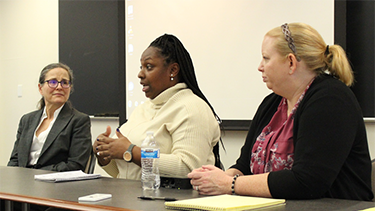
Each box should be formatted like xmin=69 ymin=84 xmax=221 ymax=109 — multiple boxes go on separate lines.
xmin=28 ymin=105 xmax=64 ymax=165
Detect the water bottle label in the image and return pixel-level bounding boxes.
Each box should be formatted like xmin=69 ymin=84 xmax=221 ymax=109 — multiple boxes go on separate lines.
xmin=141 ymin=149 xmax=160 ymax=159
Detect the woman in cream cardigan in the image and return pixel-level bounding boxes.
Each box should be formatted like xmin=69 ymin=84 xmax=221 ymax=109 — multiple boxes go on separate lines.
xmin=94 ymin=34 xmax=222 ymax=186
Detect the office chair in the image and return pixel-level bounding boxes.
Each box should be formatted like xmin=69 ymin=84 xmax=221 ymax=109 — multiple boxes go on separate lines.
xmin=372 ymin=159 xmax=375 ymax=201
xmin=85 ymin=150 xmax=96 ymax=174
xmin=213 ymin=142 xmax=225 ymax=171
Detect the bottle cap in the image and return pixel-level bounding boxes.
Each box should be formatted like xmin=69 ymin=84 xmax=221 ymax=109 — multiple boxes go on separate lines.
xmin=146 ymin=131 xmax=154 ymax=135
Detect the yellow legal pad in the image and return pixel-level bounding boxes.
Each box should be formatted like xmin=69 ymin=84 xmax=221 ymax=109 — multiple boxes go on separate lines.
xmin=164 ymin=194 xmax=285 ymax=211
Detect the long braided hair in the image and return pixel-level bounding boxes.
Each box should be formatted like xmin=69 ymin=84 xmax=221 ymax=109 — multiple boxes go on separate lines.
xmin=149 ymin=34 xmax=224 ymax=169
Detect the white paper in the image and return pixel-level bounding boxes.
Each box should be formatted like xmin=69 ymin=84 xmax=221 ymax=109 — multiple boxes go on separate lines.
xmin=34 ymin=170 xmax=101 ymax=182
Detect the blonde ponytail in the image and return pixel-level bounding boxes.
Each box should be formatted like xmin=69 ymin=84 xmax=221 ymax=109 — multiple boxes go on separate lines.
xmin=325 ymin=45 xmax=354 ymax=86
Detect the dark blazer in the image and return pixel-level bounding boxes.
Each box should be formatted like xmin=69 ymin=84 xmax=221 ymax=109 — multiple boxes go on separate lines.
xmin=8 ymin=103 xmax=92 ymax=172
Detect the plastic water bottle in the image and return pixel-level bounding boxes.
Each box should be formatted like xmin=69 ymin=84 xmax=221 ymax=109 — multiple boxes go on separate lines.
xmin=141 ymin=131 xmax=160 ymax=190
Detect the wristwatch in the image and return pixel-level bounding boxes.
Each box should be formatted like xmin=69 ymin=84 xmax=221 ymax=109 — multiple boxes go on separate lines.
xmin=123 ymin=144 xmax=135 ymax=162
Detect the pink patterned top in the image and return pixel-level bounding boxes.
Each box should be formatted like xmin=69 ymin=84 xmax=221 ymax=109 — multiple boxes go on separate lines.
xmin=250 ymin=79 xmax=314 ymax=174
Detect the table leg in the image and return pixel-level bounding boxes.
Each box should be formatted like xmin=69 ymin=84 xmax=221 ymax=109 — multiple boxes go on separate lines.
xmin=21 ymin=203 xmax=29 ymax=211
xmin=4 ymin=200 xmax=13 ymax=211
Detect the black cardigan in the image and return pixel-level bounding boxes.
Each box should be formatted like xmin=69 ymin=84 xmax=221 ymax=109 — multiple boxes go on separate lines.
xmin=231 ymin=74 xmax=373 ymax=201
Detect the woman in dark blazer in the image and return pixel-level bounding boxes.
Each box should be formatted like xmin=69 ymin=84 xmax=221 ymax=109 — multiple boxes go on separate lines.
xmin=8 ymin=63 xmax=92 ymax=172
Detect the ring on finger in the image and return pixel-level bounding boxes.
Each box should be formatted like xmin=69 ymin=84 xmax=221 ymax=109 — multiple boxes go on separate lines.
xmin=195 ymin=186 xmax=199 ymax=191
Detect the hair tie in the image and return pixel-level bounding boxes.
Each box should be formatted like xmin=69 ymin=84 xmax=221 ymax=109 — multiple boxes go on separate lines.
xmin=325 ymin=45 xmax=329 ymax=55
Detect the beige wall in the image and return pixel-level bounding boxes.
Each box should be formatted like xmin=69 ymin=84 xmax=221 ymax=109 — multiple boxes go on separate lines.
xmin=0 ymin=0 xmax=59 ymax=165
xmin=0 ymin=1 xmax=374 ymax=178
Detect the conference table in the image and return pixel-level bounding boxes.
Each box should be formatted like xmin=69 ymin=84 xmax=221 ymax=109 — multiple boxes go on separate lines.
xmin=0 ymin=166 xmax=374 ymax=211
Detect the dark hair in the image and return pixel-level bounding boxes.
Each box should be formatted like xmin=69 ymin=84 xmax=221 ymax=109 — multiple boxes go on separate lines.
xmin=37 ymin=62 xmax=74 ymax=109
xmin=149 ymin=34 xmax=224 ymax=169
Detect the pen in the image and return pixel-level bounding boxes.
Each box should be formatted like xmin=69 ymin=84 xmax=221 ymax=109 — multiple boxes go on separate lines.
xmin=138 ymin=196 xmax=177 ymax=201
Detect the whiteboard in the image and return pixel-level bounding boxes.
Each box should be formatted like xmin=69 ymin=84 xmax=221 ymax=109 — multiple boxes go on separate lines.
xmin=125 ymin=0 xmax=334 ymax=120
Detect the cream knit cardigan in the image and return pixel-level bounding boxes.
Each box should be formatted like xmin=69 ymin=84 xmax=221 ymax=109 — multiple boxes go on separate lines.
xmin=102 ymin=83 xmax=220 ymax=179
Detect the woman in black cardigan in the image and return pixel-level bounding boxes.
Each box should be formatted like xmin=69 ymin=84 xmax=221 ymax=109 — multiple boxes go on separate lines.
xmin=188 ymin=23 xmax=373 ymax=201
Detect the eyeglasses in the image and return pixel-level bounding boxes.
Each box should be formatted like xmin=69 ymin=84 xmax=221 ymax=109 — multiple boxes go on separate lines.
xmin=44 ymin=79 xmax=71 ymax=89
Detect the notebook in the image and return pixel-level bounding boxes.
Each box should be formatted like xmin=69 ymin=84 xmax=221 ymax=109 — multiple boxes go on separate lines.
xmin=360 ymin=208 xmax=375 ymax=211
xmin=164 ymin=194 xmax=285 ymax=211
